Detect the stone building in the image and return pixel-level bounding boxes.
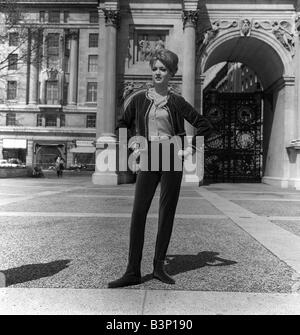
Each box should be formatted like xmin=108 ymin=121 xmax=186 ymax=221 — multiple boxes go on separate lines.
xmin=0 ymin=0 xmax=99 ymax=169
xmin=206 ymin=62 xmax=262 ymax=93
xmin=1 ymin=0 xmax=300 ymax=189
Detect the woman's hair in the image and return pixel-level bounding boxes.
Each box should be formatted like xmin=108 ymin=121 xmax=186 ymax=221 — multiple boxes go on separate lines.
xmin=149 ymin=48 xmax=178 ymax=77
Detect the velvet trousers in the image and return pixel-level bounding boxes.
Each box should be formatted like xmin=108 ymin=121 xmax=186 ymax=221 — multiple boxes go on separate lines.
xmin=125 ymin=170 xmax=183 ymax=276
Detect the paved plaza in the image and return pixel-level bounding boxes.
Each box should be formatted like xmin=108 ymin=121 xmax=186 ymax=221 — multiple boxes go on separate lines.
xmin=0 ymin=173 xmax=300 ymax=314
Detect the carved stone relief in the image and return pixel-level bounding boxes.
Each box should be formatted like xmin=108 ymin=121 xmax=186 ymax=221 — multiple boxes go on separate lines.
xmin=240 ymin=18 xmax=252 ymax=37
xmin=127 ymin=27 xmax=169 ymax=69
xmin=197 ymin=19 xmax=238 ymax=55
xmin=197 ymin=17 xmax=295 ymax=57
xmin=254 ymin=20 xmax=295 ymax=56
xmin=138 ymin=39 xmax=165 ymax=61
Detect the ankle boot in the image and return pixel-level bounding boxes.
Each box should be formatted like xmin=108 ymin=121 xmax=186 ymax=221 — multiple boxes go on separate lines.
xmin=153 ymin=260 xmax=175 ymax=285
xmin=108 ymin=272 xmax=141 ymax=288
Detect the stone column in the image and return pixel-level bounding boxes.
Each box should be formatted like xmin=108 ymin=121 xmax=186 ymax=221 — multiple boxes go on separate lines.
xmin=40 ymin=76 xmax=46 ymax=104
xmin=0 ymin=139 xmax=3 ymax=160
xmin=92 ymin=5 xmax=120 ymax=185
xmin=181 ymin=9 xmax=201 ymax=185
xmin=29 ymin=30 xmax=39 ymax=105
xmin=182 ymin=10 xmax=199 ymax=136
xmin=40 ymin=30 xmax=47 ymax=104
xmin=26 ymin=140 xmax=33 ymax=167
xmin=67 ymin=29 xmax=79 ymax=105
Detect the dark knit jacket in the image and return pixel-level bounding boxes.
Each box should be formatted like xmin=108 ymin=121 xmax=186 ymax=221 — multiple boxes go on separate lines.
xmin=116 ymin=90 xmax=213 ymax=144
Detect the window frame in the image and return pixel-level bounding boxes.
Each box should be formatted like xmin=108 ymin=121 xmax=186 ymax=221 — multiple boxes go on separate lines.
xmin=88 ymin=55 xmax=98 ymax=72
xmin=48 ymin=10 xmax=60 ymax=23
xmin=46 ymin=80 xmax=59 ymax=105
xmin=86 ymin=82 xmax=97 ymax=103
xmin=86 ymin=114 xmax=96 ymax=128
xmin=37 ymin=113 xmax=43 ymax=127
xmin=6 ymin=112 xmax=17 ymax=126
xmin=88 ymin=33 xmax=98 ymax=48
xmin=7 ymin=81 xmax=17 ymax=100
xmin=8 ymin=53 xmax=18 ymax=70
xmin=9 ymin=32 xmax=19 ymax=46
xmin=89 ymin=11 xmax=98 ymax=23
xmin=45 ymin=114 xmax=57 ymax=127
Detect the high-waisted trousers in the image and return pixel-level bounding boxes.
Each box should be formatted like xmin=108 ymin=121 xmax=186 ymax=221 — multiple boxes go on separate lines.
xmin=125 ymin=170 xmax=183 ymax=276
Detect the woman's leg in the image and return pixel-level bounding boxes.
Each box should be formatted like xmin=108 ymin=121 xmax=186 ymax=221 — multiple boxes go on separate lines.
xmin=126 ymin=171 xmax=161 ymax=275
xmin=108 ymin=171 xmax=160 ymax=288
xmin=153 ymin=171 xmax=183 ymax=283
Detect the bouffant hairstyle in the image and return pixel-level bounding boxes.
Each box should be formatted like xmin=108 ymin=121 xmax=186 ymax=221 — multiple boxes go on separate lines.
xmin=149 ymin=48 xmax=178 ymax=77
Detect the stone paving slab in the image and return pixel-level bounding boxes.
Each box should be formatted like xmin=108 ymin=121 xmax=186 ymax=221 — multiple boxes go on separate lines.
xmin=205 ymin=183 xmax=292 ymax=192
xmin=198 ymin=188 xmax=300 ymax=275
xmin=217 ymin=192 xmax=300 ymax=200
xmin=272 ymin=221 xmax=300 ymax=238
xmin=0 ymin=288 xmax=145 ymax=315
xmin=0 ymin=196 xmax=220 ymax=215
xmin=232 ymin=200 xmax=300 ymax=216
xmin=0 ymin=216 xmax=295 ymax=292
xmin=143 ymin=290 xmax=300 ymax=315
xmin=1 ymin=178 xmax=300 ymax=315
xmin=0 ymin=288 xmax=299 ymax=315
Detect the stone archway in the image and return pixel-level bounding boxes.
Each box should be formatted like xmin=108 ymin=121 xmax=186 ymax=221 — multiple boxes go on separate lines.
xmin=197 ymin=27 xmax=296 ymax=187
xmin=36 ymin=146 xmax=62 ymax=169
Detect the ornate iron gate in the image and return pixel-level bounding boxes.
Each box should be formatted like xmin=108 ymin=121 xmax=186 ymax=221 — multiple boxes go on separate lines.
xmin=203 ymin=91 xmax=263 ymax=183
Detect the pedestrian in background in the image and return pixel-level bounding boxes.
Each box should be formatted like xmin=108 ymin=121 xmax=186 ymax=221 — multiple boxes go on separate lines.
xmin=108 ymin=48 xmax=213 ymax=288
xmin=55 ymin=155 xmax=65 ymax=178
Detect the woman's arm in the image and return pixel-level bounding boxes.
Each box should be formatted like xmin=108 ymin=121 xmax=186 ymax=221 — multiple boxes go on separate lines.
xmin=180 ymin=97 xmax=213 ymax=138
xmin=179 ymin=96 xmax=214 ymax=155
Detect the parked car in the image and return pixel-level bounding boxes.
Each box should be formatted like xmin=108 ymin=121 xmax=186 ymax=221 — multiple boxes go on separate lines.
xmin=0 ymin=159 xmax=10 ymax=167
xmin=6 ymin=158 xmax=26 ymax=168
xmin=68 ymin=163 xmax=87 ymax=171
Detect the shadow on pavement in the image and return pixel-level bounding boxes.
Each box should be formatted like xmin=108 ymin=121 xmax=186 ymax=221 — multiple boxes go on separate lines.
xmin=141 ymin=251 xmax=237 ymax=284
xmin=166 ymin=251 xmax=237 ymax=276
xmin=0 ymin=259 xmax=71 ymax=287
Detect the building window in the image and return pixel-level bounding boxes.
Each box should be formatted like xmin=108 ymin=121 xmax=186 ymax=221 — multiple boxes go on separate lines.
xmin=47 ymin=33 xmax=60 ymax=66
xmin=63 ymin=11 xmax=69 ymax=23
xmin=46 ymin=81 xmax=59 ymax=105
xmin=7 ymin=81 xmax=17 ymax=100
xmin=47 ymin=33 xmax=60 ymax=55
xmin=45 ymin=114 xmax=57 ymax=127
xmin=90 ymin=12 xmax=98 ymax=23
xmin=60 ymin=114 xmax=65 ymax=127
xmin=89 ymin=33 xmax=98 ymax=48
xmin=88 ymin=55 xmax=98 ymax=72
xmin=86 ymin=114 xmax=96 ymax=128
xmin=37 ymin=113 xmax=43 ymax=127
xmin=40 ymin=11 xmax=45 ymax=23
xmin=9 ymin=32 xmax=19 ymax=46
xmin=86 ymin=82 xmax=97 ymax=102
xmin=8 ymin=54 xmax=18 ymax=70
xmin=6 ymin=112 xmax=16 ymax=126
xmin=49 ymin=11 xmax=60 ymax=23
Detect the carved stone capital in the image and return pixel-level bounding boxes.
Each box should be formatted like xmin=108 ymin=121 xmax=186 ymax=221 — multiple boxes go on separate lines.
xmin=67 ymin=29 xmax=79 ymax=40
xmin=182 ymin=10 xmax=199 ymax=28
xmin=102 ymin=9 xmax=120 ymax=28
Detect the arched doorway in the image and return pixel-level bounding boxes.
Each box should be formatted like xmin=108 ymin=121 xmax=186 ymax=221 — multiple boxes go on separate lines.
xmin=36 ymin=146 xmax=61 ymax=169
xmin=198 ymin=31 xmax=295 ymax=186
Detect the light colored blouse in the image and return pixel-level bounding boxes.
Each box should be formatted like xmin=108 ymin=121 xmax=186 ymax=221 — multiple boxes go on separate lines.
xmin=147 ymin=88 xmax=173 ymax=139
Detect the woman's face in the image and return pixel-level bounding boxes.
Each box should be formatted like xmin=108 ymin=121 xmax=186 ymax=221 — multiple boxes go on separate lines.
xmin=151 ymin=60 xmax=172 ymax=86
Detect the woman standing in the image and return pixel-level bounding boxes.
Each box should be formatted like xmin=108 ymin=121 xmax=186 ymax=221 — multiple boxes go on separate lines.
xmin=108 ymin=48 xmax=213 ymax=288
